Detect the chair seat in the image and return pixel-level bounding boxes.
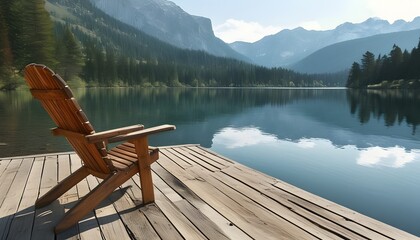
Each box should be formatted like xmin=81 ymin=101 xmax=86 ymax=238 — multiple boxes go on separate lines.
xmin=108 ymin=143 xmax=159 ymax=170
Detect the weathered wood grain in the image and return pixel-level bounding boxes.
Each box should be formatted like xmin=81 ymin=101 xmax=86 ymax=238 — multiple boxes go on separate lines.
xmin=7 ymin=157 xmax=44 ymax=240
xmin=0 ymin=157 xmax=34 ymax=240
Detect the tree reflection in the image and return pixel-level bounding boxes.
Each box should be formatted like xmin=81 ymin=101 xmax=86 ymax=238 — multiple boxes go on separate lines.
xmin=347 ymin=90 xmax=420 ymax=134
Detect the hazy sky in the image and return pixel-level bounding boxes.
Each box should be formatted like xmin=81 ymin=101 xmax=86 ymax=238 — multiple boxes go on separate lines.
xmin=169 ymin=0 xmax=420 ymax=43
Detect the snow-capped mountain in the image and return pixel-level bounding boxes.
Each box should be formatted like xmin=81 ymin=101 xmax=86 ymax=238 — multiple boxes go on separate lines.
xmin=231 ymin=17 xmax=420 ymax=68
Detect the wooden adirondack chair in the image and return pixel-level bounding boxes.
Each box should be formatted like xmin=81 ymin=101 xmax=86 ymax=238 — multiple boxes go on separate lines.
xmin=24 ymin=63 xmax=176 ymax=233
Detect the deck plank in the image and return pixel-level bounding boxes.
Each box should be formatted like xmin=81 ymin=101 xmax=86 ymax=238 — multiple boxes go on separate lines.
xmin=31 ymin=156 xmax=61 ymax=240
xmin=211 ymin=169 xmax=345 ymax=240
xmin=223 ymin=163 xmax=394 ymax=239
xmin=0 ymin=159 xmax=11 ymax=179
xmin=142 ymin=203 xmax=184 ymax=240
xmin=0 ymin=146 xmax=418 ymax=240
xmin=174 ymin=147 xmax=371 ymax=239
xmin=107 ymin=183 xmax=161 ymax=240
xmin=172 ymin=147 xmax=224 ymax=171
xmin=184 ymin=146 xmax=231 ymax=168
xmin=0 ymin=159 xmax=23 ymax=207
xmin=85 ymin=175 xmax=131 ymax=240
xmin=0 ymin=157 xmax=34 ymax=240
xmin=70 ymin=154 xmax=103 ymax=240
xmin=173 ymin=199 xmax=230 ymax=240
xmin=145 ymin=177 xmax=208 ymax=240
xmin=6 ymin=157 xmax=44 ymax=240
xmin=56 ymin=154 xmax=80 ymax=240
xmin=273 ymin=180 xmax=416 ymax=240
xmin=152 ymin=162 xmax=252 ymax=240
xmin=156 ymin=154 xmax=315 ymax=240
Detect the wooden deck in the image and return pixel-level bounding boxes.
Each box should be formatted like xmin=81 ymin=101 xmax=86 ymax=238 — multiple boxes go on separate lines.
xmin=0 ymin=145 xmax=417 ymax=240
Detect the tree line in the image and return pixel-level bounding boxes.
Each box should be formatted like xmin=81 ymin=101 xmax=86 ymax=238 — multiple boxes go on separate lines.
xmin=1 ymin=0 xmax=345 ymax=90
xmin=346 ymin=38 xmax=420 ymax=88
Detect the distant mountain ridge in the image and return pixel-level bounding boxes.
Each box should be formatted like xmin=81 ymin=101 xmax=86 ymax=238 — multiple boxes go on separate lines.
xmin=231 ymin=17 xmax=420 ymax=68
xmin=88 ymin=0 xmax=249 ymax=61
xmin=290 ymin=29 xmax=420 ymax=74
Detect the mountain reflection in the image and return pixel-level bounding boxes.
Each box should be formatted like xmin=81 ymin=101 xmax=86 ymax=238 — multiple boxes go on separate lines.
xmin=347 ymin=90 xmax=420 ymax=134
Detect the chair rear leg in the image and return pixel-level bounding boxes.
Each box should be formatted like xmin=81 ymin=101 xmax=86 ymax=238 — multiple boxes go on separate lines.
xmin=35 ymin=167 xmax=90 ymax=209
xmin=54 ymin=166 xmax=138 ymax=233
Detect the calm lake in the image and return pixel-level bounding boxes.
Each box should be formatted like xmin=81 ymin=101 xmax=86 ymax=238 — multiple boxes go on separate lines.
xmin=1 ymin=88 xmax=419 ymax=236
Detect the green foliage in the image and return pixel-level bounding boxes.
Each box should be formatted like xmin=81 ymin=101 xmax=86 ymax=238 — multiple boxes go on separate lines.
xmin=0 ymin=73 xmax=24 ymax=91
xmin=347 ymin=38 xmax=420 ymax=88
xmin=0 ymin=1 xmax=13 ymax=79
xmin=0 ymin=0 xmax=56 ymax=87
xmin=9 ymin=0 xmax=56 ymax=68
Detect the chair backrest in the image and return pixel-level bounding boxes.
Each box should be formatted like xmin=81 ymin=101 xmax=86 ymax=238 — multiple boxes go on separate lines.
xmin=24 ymin=63 xmax=111 ymax=174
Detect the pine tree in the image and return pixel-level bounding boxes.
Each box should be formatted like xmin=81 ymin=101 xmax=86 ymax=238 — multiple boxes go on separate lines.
xmin=389 ymin=44 xmax=403 ymax=79
xmin=360 ymin=51 xmax=376 ymax=87
xmin=56 ymin=26 xmax=84 ymax=80
xmin=0 ymin=2 xmax=13 ymax=79
xmin=408 ymin=39 xmax=420 ymax=78
xmin=346 ymin=62 xmax=362 ymax=88
xmin=8 ymin=0 xmax=56 ymax=68
xmin=105 ymin=48 xmax=117 ymax=84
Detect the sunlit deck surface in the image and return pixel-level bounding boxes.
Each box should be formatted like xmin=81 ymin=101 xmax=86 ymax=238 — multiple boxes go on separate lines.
xmin=0 ymin=145 xmax=417 ymax=240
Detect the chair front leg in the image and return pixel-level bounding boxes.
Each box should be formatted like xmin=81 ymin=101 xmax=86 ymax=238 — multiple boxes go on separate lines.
xmin=131 ymin=137 xmax=155 ymax=204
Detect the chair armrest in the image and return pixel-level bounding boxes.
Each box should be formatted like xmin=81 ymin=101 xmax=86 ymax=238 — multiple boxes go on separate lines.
xmin=86 ymin=124 xmax=144 ymax=143
xmin=107 ymin=124 xmax=176 ymax=143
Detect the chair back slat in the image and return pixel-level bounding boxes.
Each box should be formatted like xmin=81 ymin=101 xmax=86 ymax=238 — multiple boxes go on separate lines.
xmin=24 ymin=63 xmax=110 ymax=174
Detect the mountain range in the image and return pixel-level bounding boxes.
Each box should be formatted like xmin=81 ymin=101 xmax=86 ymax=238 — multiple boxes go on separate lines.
xmin=231 ymin=17 xmax=420 ymax=69
xmin=290 ymin=29 xmax=420 ymax=74
xmin=48 ymin=0 xmax=420 ymax=76
xmin=87 ymin=0 xmax=420 ymax=74
xmin=88 ymin=0 xmax=249 ymax=61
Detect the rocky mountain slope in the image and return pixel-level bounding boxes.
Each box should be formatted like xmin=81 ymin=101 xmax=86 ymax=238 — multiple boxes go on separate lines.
xmin=89 ymin=0 xmax=249 ymax=61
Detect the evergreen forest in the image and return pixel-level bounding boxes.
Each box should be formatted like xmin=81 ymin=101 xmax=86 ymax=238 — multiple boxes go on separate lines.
xmin=0 ymin=0 xmax=345 ymax=90
xmin=346 ymin=39 xmax=420 ymax=88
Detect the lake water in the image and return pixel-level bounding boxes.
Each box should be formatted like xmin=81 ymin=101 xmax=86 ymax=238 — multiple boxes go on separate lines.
xmin=1 ymin=88 xmax=419 ymax=236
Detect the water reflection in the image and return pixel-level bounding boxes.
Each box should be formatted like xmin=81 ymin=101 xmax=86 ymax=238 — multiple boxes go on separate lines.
xmin=347 ymin=90 xmax=420 ymax=134
xmin=1 ymin=88 xmax=419 ymax=156
xmin=296 ymin=138 xmax=317 ymax=149
xmin=213 ymin=127 xmax=420 ymax=169
xmin=212 ymin=127 xmax=277 ymax=148
xmin=357 ymin=146 xmax=420 ymax=168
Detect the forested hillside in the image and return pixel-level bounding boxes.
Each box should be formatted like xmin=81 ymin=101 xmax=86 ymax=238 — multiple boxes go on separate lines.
xmin=0 ymin=0 xmax=344 ymax=89
xmin=0 ymin=0 xmax=56 ymax=89
xmin=346 ymin=39 xmax=420 ymax=88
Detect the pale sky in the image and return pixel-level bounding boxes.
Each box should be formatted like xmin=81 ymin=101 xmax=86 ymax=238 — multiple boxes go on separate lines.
xmin=170 ymin=0 xmax=420 ymax=43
